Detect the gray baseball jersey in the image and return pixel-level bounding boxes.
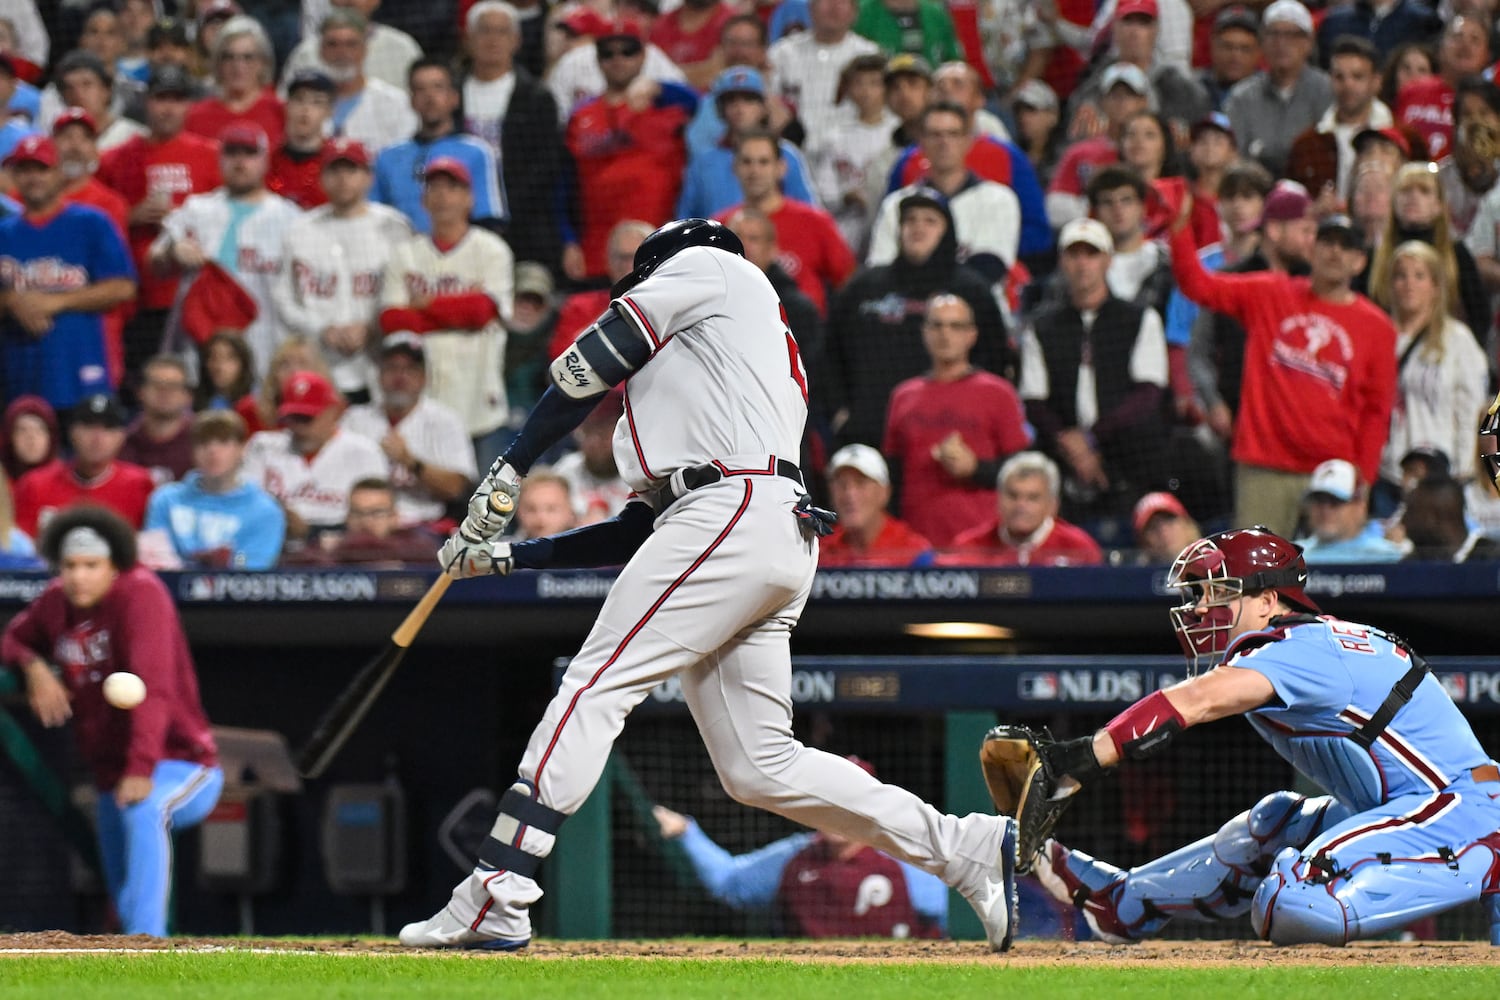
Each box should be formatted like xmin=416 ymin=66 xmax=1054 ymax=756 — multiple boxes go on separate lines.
xmin=497 ymin=245 xmax=1009 ymax=913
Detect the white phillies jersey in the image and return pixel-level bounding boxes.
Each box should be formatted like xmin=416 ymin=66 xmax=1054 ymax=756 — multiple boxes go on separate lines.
xmin=342 ymin=395 xmax=478 ymax=525
xmin=767 ymin=31 xmax=881 ymax=142
xmin=241 ymin=428 xmax=389 ymax=528
xmin=609 ymin=246 xmax=808 ymax=493
xmin=382 ymin=228 xmax=514 ymax=438
xmin=157 ymin=189 xmax=304 ymax=382
xmin=867 ymin=179 xmax=1021 ymax=271
xmin=274 ymin=203 xmax=414 ymax=397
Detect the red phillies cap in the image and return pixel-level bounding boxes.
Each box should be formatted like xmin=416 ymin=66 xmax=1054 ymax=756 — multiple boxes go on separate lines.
xmin=1353 ymin=126 xmax=1412 ymax=159
xmin=423 ymin=155 xmax=472 ymax=186
xmin=1132 ymin=491 xmax=1190 ymax=535
xmin=1116 ymin=0 xmax=1159 ymax=20
xmin=597 ymin=16 xmax=646 ymax=42
xmin=52 ymin=106 xmax=98 ymax=136
xmin=557 ymin=7 xmax=615 ymax=37
xmin=321 ymin=137 xmax=370 ymax=169
xmin=219 ymin=122 xmax=269 ymax=152
xmin=278 ymin=370 xmax=341 ymax=419
xmin=3 ymin=135 xmax=57 ymax=168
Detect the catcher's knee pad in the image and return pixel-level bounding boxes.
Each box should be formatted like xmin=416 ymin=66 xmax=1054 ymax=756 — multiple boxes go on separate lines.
xmin=1216 ymin=792 xmax=1336 ymax=874
xmin=1251 ymin=853 xmax=1351 ymax=945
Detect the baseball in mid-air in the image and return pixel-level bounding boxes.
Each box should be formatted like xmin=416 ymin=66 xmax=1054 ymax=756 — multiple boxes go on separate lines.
xmin=103 ymin=672 xmax=146 ymax=710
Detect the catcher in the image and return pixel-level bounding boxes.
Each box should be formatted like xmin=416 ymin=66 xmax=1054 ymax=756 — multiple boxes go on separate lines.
xmin=983 ymin=525 xmax=1500 ymax=945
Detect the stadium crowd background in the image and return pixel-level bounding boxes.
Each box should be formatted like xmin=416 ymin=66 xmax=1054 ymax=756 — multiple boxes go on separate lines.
xmin=0 ymin=0 xmax=1496 ymax=572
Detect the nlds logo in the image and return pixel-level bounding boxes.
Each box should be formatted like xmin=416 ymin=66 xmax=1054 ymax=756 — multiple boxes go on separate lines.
xmin=1019 ymin=670 xmax=1146 ymax=703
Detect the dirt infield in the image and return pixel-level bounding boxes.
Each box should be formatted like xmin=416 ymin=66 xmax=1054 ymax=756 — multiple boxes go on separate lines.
xmin=1 ymin=932 xmax=1497 ymax=965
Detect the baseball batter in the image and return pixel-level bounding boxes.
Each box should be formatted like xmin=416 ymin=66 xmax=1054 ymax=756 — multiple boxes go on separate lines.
xmin=1018 ymin=527 xmax=1500 ymax=945
xmin=399 ymin=219 xmax=1018 ymax=951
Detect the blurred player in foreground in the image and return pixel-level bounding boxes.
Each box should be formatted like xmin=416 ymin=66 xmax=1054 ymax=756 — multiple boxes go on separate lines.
xmin=399 ymin=218 xmax=1019 ymax=952
xmin=1 ymin=505 xmax=221 ymax=936
xmin=1007 ymin=526 xmax=1500 ymax=945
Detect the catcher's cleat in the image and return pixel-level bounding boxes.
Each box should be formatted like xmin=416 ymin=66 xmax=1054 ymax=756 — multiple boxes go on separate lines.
xmin=959 ymin=817 xmax=1020 ymax=953
xmin=1032 ymin=839 xmax=1136 ymax=945
xmin=398 ymin=870 xmax=540 ymax=950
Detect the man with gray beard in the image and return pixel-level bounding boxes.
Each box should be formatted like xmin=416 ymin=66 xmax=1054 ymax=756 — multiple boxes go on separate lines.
xmin=340 ymin=333 xmax=477 ymax=527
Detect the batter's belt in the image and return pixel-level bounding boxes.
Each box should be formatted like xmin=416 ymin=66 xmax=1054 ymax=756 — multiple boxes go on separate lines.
xmin=660 ymin=457 xmax=805 ymax=507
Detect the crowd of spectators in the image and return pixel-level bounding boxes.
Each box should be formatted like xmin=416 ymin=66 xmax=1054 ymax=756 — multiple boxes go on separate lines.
xmin=1 ymin=0 xmax=1498 ymax=572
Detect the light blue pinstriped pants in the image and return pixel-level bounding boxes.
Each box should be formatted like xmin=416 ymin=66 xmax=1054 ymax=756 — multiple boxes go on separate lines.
xmin=95 ymin=760 xmax=224 ymax=936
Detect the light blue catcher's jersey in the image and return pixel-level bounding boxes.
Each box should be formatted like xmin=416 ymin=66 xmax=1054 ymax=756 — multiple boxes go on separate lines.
xmin=1227 ymin=616 xmax=1492 ymax=813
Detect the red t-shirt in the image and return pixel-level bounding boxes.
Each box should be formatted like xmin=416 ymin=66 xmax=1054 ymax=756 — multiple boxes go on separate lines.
xmin=97 ymin=131 xmax=223 ymax=311
xmin=1 ymin=567 xmax=217 ymax=789
xmin=1169 ymin=225 xmax=1397 ymax=480
xmin=650 ymin=3 xmax=736 ymax=71
xmin=548 ymin=288 xmax=612 ymax=360
xmin=1047 ymin=136 xmax=1117 ymax=196
xmin=267 ymin=144 xmax=329 ymax=210
xmin=715 ymin=198 xmax=855 ymax=314
xmin=897 ymin=134 xmax=1014 ymax=190
xmin=13 ymin=459 xmax=157 ymax=535
xmin=883 ymin=370 xmax=1031 ymax=547
xmin=817 ymin=514 xmax=932 ymax=567
xmin=185 ymin=90 xmax=285 ymax=148
xmin=567 ymin=97 xmax=690 ymax=278
xmin=938 ymin=516 xmax=1103 ymax=567
xmin=1396 ymin=75 xmax=1454 ymax=161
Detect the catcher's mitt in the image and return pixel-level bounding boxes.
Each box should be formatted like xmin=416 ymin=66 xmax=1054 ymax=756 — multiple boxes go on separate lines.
xmin=980 ymin=725 xmax=1080 ymax=873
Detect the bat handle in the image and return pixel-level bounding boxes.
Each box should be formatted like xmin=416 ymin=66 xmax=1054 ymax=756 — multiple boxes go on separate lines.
xmin=490 ymin=490 xmax=514 ymax=515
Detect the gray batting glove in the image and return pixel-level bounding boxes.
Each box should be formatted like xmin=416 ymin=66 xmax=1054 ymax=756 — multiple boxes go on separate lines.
xmin=458 ymin=461 xmax=521 ymax=543
xmin=438 ymin=537 xmax=514 ymax=579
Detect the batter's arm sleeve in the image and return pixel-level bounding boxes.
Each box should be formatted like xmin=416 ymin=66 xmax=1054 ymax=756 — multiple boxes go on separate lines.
xmin=510 ymin=500 xmax=656 ymax=569
xmin=676 ymin=820 xmax=814 ymax=910
xmin=116 ymin=579 xmax=185 ymax=778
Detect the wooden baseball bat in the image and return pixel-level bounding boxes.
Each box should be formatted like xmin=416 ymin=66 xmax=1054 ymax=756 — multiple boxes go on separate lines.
xmin=294 ymin=491 xmax=513 ymax=779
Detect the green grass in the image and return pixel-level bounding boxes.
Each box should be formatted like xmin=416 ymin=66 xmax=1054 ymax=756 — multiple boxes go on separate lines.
xmin=3 ymin=954 xmax=1500 ymax=1000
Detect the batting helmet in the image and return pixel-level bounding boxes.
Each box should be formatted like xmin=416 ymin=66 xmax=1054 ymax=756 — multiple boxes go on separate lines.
xmin=611 ymin=218 xmax=745 ymax=297
xmin=1165 ymin=527 xmax=1319 ymax=673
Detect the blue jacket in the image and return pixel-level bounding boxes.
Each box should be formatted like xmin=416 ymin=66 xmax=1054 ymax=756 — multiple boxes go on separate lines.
xmin=372 ymin=133 xmax=507 ymax=234
xmin=145 ymin=473 xmax=286 ymax=570
xmin=677 ymin=139 xmax=817 ymax=219
xmin=1295 ymin=520 xmax=1406 ymax=564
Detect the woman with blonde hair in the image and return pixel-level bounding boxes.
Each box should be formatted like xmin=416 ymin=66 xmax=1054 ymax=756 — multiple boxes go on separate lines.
xmin=1377 ymin=240 xmax=1491 ymax=507
xmin=234 ymin=337 xmax=332 ymax=436
xmin=1366 ymin=162 xmax=1489 ymax=342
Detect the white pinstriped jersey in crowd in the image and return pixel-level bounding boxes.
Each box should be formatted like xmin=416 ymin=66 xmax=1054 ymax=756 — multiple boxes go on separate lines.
xmin=155 ymin=190 xmax=304 ymax=382
xmin=381 ymin=228 xmax=515 ymax=438
xmin=766 ymin=31 xmax=881 ymax=142
xmin=342 ymin=396 xmax=478 ymax=526
xmin=240 ymin=429 xmax=389 ymax=528
xmin=273 ymin=203 xmax=414 ymax=398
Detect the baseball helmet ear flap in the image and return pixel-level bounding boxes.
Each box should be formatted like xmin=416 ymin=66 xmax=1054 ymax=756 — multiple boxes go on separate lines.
xmin=611 ymin=218 xmax=746 ymax=298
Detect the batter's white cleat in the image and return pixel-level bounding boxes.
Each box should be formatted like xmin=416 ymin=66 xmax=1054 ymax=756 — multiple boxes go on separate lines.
xmin=960 ymin=816 xmax=1019 ymax=952
xmin=398 ymin=870 xmax=542 ymax=951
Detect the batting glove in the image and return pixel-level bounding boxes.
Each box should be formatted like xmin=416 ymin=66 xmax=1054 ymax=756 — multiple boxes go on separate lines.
xmin=439 ymin=537 xmax=514 ymax=579
xmin=458 ymin=461 xmax=521 ymax=543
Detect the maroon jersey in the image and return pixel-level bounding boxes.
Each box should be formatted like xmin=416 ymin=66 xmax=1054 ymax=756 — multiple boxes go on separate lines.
xmin=2 ymin=568 xmax=217 ymax=789
xmin=120 ymin=418 xmax=194 ymax=486
xmin=14 ymin=460 xmax=156 ymax=535
xmin=776 ymin=839 xmax=937 ymax=938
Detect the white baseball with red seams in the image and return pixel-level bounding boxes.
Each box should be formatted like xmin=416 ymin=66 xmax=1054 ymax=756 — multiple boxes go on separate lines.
xmin=401 ymin=236 xmax=1016 ymax=952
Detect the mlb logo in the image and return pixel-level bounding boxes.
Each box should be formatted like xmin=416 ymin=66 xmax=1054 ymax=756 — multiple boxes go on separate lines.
xmin=1438 ymin=673 xmax=1466 ymax=702
xmin=1018 ymin=673 xmax=1058 ymax=700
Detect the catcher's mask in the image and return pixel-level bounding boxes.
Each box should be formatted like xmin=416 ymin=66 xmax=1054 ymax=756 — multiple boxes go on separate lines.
xmin=611 ymin=218 xmax=745 ymax=298
xmin=1481 ymin=390 xmax=1500 ymax=491
xmin=1166 ymin=527 xmax=1319 ymax=673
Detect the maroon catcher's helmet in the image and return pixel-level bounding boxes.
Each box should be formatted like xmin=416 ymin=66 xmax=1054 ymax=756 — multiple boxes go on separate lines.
xmin=1166 ymin=527 xmax=1319 ymax=673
